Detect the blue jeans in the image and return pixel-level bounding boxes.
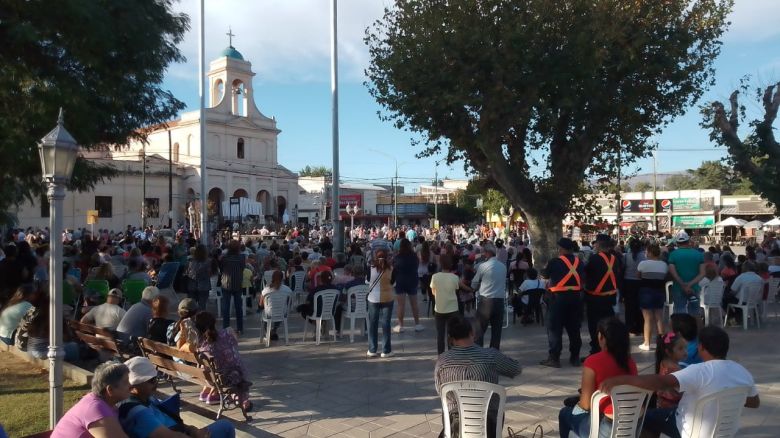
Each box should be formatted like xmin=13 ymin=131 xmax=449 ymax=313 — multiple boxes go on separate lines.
xmin=672 ymin=289 xmax=700 ymax=316
xmin=368 ymin=301 xmax=394 ymax=354
xmin=206 ymin=418 xmax=236 ymax=438
xmin=642 ymin=408 xmax=680 ymax=438
xmin=222 ymin=289 xmax=244 ymax=332
xmin=558 ymin=406 xmax=612 ymax=438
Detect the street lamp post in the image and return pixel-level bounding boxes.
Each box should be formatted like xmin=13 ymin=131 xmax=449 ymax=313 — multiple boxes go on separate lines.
xmin=38 ymin=108 xmax=79 ymax=428
xmin=346 ymin=203 xmax=360 ymax=243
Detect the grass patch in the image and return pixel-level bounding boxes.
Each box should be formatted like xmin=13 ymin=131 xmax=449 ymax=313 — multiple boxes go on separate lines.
xmin=0 ymin=352 xmax=89 ymax=437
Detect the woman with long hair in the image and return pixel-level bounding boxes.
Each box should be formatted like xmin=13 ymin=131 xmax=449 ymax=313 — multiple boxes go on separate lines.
xmin=367 ymin=248 xmax=395 ymax=357
xmin=558 ymin=317 xmax=637 ymax=438
xmin=194 ymin=311 xmax=252 ymax=410
xmin=419 ymin=241 xmax=435 ymax=304
xmin=392 ymin=238 xmax=422 ymax=333
xmin=622 ymin=238 xmax=646 ymax=335
xmin=0 ymin=285 xmax=36 ymax=345
xmin=259 ymin=270 xmax=292 ymax=341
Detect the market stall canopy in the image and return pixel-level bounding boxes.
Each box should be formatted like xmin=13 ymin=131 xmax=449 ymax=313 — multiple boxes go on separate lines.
xmin=764 ymin=217 xmax=780 ymax=226
xmin=742 ymin=220 xmax=764 ymax=229
xmin=716 ymin=217 xmax=747 ymax=227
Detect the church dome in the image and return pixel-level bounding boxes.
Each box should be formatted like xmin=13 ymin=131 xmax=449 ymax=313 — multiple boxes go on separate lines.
xmin=220 ymin=45 xmax=244 ymax=60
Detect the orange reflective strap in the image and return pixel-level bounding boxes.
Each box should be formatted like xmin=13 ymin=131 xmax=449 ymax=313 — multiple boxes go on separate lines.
xmin=549 ymin=255 xmax=582 ymax=292
xmin=590 ymin=252 xmax=617 ymax=296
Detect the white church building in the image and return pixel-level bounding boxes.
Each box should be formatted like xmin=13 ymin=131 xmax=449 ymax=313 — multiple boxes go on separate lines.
xmin=15 ymin=44 xmax=299 ymax=233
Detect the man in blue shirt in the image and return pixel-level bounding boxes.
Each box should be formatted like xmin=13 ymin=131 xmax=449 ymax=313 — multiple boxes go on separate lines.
xmin=119 ymin=357 xmax=235 ymax=438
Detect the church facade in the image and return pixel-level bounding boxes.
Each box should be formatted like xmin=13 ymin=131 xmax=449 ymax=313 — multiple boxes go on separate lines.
xmin=15 ymin=45 xmax=299 ymax=233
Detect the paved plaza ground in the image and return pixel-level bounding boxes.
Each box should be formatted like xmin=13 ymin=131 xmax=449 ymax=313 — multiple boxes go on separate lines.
xmin=162 ymin=295 xmax=780 ymax=438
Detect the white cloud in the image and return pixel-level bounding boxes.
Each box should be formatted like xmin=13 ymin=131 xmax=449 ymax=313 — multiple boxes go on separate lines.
xmin=170 ymin=0 xmax=388 ymax=84
xmin=724 ymin=0 xmax=780 ymax=43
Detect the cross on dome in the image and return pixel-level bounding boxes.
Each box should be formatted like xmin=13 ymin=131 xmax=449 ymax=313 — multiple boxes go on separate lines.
xmin=226 ymin=27 xmax=235 ymax=47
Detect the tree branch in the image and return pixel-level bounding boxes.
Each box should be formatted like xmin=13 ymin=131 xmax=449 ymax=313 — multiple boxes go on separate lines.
xmin=758 ymin=83 xmax=780 ymax=159
xmin=711 ymin=98 xmax=762 ymax=178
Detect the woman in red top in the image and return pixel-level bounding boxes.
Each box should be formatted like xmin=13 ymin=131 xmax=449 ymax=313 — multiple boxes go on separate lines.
xmin=558 ymin=317 xmax=638 ymax=438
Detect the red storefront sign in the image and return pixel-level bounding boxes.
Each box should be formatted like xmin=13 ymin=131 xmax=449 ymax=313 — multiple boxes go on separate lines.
xmin=339 ymin=194 xmax=362 ymax=208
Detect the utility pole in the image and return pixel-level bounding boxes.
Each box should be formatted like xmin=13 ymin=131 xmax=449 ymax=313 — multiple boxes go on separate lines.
xmin=168 ymin=130 xmax=173 ymax=228
xmin=653 ymin=149 xmax=658 ymax=233
xmin=142 ymin=148 xmax=146 ymax=229
xmin=198 ymin=0 xmax=208 ymax=245
xmin=434 ymin=161 xmax=439 ymax=228
xmin=393 ymin=165 xmax=398 ymax=227
xmin=330 ymin=0 xmax=343 ymax=253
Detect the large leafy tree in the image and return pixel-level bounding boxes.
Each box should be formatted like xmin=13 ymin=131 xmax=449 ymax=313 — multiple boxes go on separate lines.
xmin=366 ymin=0 xmax=731 ymax=264
xmin=704 ymin=82 xmax=780 ymax=210
xmin=0 ymin=0 xmax=189 ymax=224
xmin=299 ymin=165 xmax=333 ymax=178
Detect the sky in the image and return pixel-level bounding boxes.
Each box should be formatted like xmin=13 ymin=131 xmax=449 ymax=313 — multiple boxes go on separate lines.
xmin=162 ymin=0 xmax=780 ymax=191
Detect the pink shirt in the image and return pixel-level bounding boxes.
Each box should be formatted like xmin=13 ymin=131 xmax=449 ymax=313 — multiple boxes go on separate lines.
xmin=52 ymin=392 xmax=116 ymax=438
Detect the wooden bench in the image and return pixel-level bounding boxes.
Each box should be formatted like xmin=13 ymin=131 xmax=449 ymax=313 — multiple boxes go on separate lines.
xmin=137 ymin=338 xmax=251 ymax=421
xmin=68 ymin=320 xmax=132 ymax=360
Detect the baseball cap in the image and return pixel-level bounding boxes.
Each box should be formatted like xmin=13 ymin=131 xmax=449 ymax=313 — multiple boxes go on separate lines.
xmin=675 ymin=231 xmax=690 ymax=243
xmin=178 ymin=297 xmax=198 ymax=313
xmin=125 ymin=357 xmax=158 ymax=385
xmin=557 ymin=237 xmax=575 ymax=251
xmin=107 ymin=288 xmax=123 ymax=299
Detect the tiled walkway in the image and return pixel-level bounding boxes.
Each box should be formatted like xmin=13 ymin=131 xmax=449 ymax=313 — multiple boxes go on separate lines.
xmin=167 ymin=297 xmax=780 ymax=437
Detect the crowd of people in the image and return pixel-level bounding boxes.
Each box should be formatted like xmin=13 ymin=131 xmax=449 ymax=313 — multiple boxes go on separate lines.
xmin=0 ymin=220 xmax=777 ymax=437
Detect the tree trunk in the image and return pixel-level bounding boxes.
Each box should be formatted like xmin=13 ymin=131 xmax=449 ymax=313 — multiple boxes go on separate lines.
xmin=525 ymin=211 xmax=563 ymax=270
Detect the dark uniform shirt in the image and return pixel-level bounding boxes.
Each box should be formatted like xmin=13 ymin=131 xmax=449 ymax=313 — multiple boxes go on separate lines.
xmin=544 ymin=254 xmax=586 ymax=292
xmin=584 ymin=251 xmax=623 ymax=294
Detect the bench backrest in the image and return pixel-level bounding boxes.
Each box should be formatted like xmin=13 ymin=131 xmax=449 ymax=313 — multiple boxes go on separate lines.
xmin=68 ymin=320 xmax=121 ymax=356
xmin=137 ymin=337 xmax=212 ymax=388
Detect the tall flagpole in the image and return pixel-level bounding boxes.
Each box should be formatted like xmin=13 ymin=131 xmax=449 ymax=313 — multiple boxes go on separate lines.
xmin=330 ymin=0 xmax=343 ymax=254
xmin=198 ymin=0 xmax=208 ymax=245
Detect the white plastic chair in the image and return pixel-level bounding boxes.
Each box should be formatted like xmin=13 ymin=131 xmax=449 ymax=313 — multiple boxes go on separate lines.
xmin=664 ymin=281 xmax=674 ymax=319
xmin=439 ymin=380 xmax=507 ymax=438
xmin=290 ymin=271 xmax=307 ymax=306
xmin=686 ymin=386 xmax=751 ymax=438
xmin=302 ymin=289 xmax=340 ymax=345
xmin=344 ymin=285 xmax=369 ymax=343
xmin=700 ymin=279 xmax=725 ymax=327
xmin=724 ymin=282 xmax=763 ymax=330
xmin=260 ymin=290 xmax=291 ymax=347
xmin=261 ymin=270 xmax=274 ymax=289
xmin=589 ymin=385 xmax=652 ymax=438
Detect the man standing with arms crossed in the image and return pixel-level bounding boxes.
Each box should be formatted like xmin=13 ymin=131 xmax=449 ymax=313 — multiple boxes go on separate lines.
xmin=540 ymin=237 xmax=585 ymax=368
xmin=471 ymin=242 xmax=507 ymax=350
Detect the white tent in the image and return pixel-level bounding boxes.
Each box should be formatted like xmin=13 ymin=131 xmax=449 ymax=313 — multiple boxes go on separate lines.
xmin=742 ymin=220 xmax=764 ymax=229
xmin=764 ymin=217 xmax=780 ymax=227
xmin=716 ymin=217 xmax=747 ymax=227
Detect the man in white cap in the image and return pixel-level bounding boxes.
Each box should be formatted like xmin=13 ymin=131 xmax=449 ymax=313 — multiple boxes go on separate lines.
xmin=668 ymin=231 xmax=705 ymax=315
xmin=81 ymin=288 xmax=126 ymax=331
xmin=119 ymin=357 xmax=235 ymax=437
xmin=116 ymin=286 xmax=159 ymax=340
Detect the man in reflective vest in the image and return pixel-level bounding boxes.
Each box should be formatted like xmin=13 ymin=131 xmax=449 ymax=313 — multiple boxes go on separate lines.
xmin=584 ymin=234 xmax=623 ymax=356
xmin=540 ymin=237 xmax=585 ymax=368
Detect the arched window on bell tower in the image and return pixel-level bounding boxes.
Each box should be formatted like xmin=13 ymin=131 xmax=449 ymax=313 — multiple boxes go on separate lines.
xmin=237 ymin=138 xmax=245 ymax=159
xmin=232 ymin=80 xmax=246 ymax=116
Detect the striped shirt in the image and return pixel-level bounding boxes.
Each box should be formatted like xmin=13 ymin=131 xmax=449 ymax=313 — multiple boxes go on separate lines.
xmin=220 ymin=254 xmax=246 ymax=291
xmin=435 ymin=344 xmax=521 ymax=411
